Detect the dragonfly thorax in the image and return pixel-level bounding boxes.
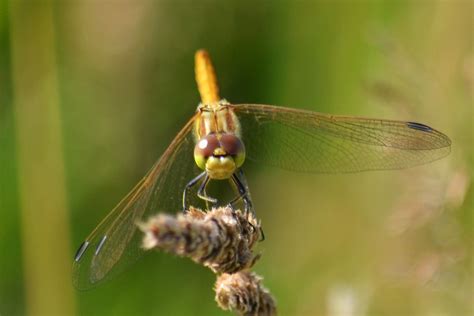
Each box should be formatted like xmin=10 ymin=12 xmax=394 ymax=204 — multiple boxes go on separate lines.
xmin=194 ymin=133 xmax=245 ymax=180
xmin=194 ymin=100 xmax=242 ymax=139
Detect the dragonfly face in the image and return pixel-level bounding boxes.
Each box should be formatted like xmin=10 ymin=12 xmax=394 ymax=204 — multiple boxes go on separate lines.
xmin=194 ymin=132 xmax=246 ymax=179
xmin=72 ymin=49 xmax=451 ymax=290
xmin=193 ymin=103 xmax=246 ymax=180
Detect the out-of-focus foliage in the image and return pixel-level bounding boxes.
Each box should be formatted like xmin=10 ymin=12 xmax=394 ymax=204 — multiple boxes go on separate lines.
xmin=0 ymin=1 xmax=472 ymax=315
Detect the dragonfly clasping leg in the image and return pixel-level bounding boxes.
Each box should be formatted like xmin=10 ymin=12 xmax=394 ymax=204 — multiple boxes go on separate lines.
xmin=229 ymin=171 xmax=253 ymax=215
xmin=197 ymin=174 xmax=218 ymax=204
xmin=229 ymin=171 xmax=265 ymax=241
xmin=182 ymin=171 xmax=207 ymax=212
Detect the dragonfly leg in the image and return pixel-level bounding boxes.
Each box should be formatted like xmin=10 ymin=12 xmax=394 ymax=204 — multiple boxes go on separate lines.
xmin=238 ymin=169 xmax=255 ymax=215
xmin=197 ymin=174 xmax=218 ymax=205
xmin=229 ymin=172 xmax=264 ymax=241
xmin=182 ymin=171 xmax=207 ymax=212
xmin=229 ymin=172 xmax=253 ymax=215
xmin=202 ymin=186 xmax=210 ymax=210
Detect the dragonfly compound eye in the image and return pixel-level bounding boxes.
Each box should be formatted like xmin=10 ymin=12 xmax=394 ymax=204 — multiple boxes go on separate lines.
xmin=219 ymin=134 xmax=246 ymax=168
xmin=194 ymin=134 xmax=220 ymax=170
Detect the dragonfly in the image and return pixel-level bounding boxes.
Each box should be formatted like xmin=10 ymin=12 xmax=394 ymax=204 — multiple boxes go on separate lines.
xmin=73 ymin=49 xmax=451 ymax=290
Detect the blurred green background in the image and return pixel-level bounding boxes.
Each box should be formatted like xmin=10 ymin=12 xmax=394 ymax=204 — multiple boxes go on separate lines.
xmin=0 ymin=1 xmax=472 ymax=315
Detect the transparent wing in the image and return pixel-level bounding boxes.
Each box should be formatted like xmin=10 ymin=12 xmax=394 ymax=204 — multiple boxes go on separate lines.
xmin=233 ymin=104 xmax=451 ymax=173
xmin=73 ymin=114 xmax=201 ymax=290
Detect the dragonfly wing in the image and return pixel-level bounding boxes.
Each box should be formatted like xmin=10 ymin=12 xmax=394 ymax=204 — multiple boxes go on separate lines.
xmin=233 ymin=104 xmax=451 ymax=173
xmin=73 ymin=114 xmax=200 ymax=290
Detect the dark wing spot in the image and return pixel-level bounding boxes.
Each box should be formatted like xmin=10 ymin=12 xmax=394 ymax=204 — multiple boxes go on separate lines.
xmin=94 ymin=235 xmax=108 ymax=256
xmin=407 ymin=121 xmax=433 ymax=132
xmin=74 ymin=241 xmax=90 ymax=262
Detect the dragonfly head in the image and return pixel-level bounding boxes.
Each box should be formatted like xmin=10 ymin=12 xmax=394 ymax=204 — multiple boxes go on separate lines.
xmin=194 ymin=133 xmax=245 ymax=180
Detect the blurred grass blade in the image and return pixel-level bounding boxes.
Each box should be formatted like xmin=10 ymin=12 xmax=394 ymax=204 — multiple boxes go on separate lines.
xmin=9 ymin=0 xmax=76 ymax=315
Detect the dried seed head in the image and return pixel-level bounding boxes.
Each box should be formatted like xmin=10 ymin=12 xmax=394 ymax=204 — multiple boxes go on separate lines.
xmin=139 ymin=206 xmax=261 ymax=274
xmin=215 ymin=271 xmax=277 ymax=316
